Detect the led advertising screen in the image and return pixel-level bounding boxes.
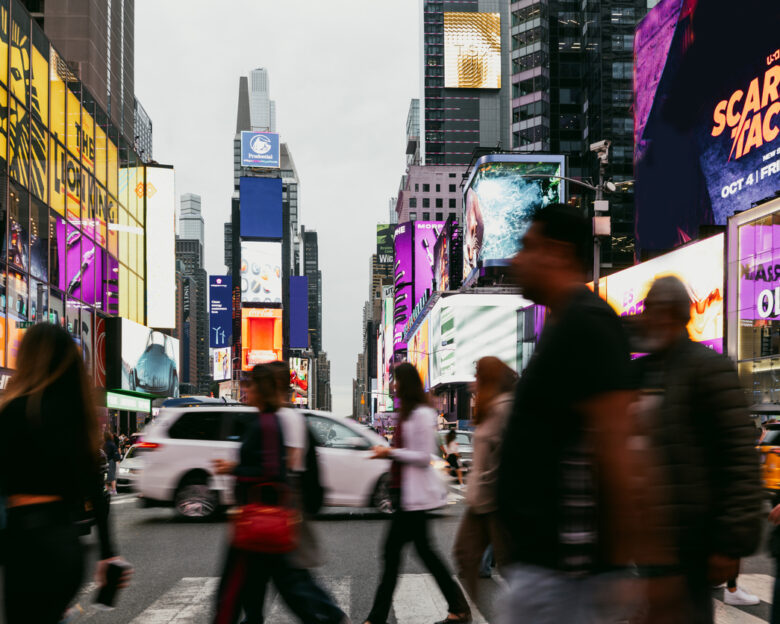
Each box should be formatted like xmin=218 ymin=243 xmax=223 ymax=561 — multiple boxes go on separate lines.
xmin=145 ymin=166 xmax=176 ymax=328
xmin=212 ymin=347 xmax=231 ymax=382
xmin=427 ymin=294 xmax=531 ymax=387
xmin=241 ymin=131 xmax=280 ymax=168
xmin=240 ymin=241 xmax=282 ymax=304
xmin=241 ymin=308 xmax=283 ymax=370
xmin=408 ymin=317 xmax=431 ymax=390
xmin=596 ymin=234 xmax=724 ymax=352
xmin=377 ymin=224 xmax=394 ymax=265
xmin=463 ymin=155 xmax=565 ymax=281
xmin=736 ymin=220 xmax=780 ymax=322
xmin=393 ymin=222 xmax=413 ymax=351
xmin=289 ymin=275 xmax=309 ymax=349
xmin=381 ymin=287 xmax=394 ymax=412
xmin=434 ymin=218 xmax=463 ymax=292
xmin=121 ymin=318 xmax=180 ymax=397
xmin=240 ymin=177 xmax=283 ymax=239
xmin=290 ymin=357 xmax=309 ymax=407
xmin=444 ymin=12 xmax=501 ymax=89
xmin=209 ymin=275 xmax=232 ymax=348
xmin=414 ymin=221 xmax=445 ymax=305
xmin=634 ymin=0 xmax=780 ymax=253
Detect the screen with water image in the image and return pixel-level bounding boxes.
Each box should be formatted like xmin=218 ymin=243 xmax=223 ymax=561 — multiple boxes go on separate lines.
xmin=462 ymin=154 xmax=565 ymax=281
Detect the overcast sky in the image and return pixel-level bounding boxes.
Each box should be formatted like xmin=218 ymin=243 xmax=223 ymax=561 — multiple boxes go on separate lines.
xmin=135 ymin=1 xmax=419 ymax=414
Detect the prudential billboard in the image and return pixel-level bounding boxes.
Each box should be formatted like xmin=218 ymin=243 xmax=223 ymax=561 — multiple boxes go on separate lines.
xmin=209 ymin=275 xmax=233 ymax=348
xmin=241 ymin=131 xmax=280 ymax=168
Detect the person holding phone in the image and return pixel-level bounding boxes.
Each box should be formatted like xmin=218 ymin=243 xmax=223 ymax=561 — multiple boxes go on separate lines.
xmin=0 ymin=323 xmax=131 ymax=623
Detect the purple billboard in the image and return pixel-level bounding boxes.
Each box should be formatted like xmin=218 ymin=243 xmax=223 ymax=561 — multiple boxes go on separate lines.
xmin=414 ymin=221 xmax=445 ymax=306
xmin=634 ymin=0 xmax=780 ymax=254
xmin=55 ymin=218 xmax=102 ymax=306
xmin=289 ymin=275 xmax=309 ymax=349
xmin=738 ymin=222 xmax=780 ymax=321
xmin=393 ymin=223 xmax=413 ymax=352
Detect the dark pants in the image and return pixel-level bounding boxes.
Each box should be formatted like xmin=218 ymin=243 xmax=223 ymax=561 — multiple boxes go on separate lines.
xmin=214 ymin=547 xmax=345 ymax=624
xmin=367 ymin=510 xmax=469 ymax=624
xmin=773 ymin=559 xmax=780 ymax=624
xmin=3 ymin=504 xmax=84 ymax=624
xmin=682 ymin=559 xmax=714 ymax=624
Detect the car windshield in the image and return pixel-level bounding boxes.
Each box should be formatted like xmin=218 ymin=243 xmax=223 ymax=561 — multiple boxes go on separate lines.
xmin=124 ymin=446 xmax=149 ymax=459
xmin=456 ymin=433 xmax=471 ymax=445
xmin=761 ymin=429 xmax=780 ymax=446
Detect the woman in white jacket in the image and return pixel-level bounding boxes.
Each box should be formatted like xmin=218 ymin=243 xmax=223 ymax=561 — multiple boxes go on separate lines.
xmin=364 ymin=363 xmax=471 ymax=624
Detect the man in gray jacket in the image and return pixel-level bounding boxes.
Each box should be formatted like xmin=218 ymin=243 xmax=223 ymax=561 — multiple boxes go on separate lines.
xmin=635 ymin=275 xmax=763 ymax=622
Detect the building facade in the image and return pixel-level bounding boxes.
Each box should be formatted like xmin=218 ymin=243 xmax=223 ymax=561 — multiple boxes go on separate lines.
xmin=175 ymin=238 xmax=209 ymax=394
xmin=395 ymin=164 xmax=465 ymax=223
xmin=179 ymin=193 xmax=204 ymax=257
xmin=302 ymin=227 xmax=322 ymax=355
xmin=249 ymin=67 xmax=276 ymax=132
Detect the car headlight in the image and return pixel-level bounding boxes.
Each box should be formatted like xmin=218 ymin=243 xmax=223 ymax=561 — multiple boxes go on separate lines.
xmin=119 ymin=468 xmax=130 ymax=474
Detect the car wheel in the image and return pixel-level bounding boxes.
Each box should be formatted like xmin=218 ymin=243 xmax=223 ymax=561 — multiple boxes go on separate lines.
xmin=174 ymin=476 xmax=218 ymax=520
xmin=371 ymin=474 xmax=394 ymax=515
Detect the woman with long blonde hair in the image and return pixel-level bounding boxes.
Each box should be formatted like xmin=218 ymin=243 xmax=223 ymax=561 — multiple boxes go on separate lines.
xmin=0 ymin=323 xmax=127 ymax=623
xmin=453 ymin=356 xmax=517 ymax=600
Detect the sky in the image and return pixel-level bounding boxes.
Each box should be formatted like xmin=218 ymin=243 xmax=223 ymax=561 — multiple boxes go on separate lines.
xmin=134 ymin=1 xmax=420 ymax=415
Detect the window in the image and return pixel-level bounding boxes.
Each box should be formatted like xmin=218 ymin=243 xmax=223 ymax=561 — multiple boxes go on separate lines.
xmin=612 ymin=90 xmax=632 ymax=106
xmin=422 ymin=184 xmax=430 ymax=192
xmin=410 ymin=212 xmax=417 ymax=221
xmin=612 ymin=117 xmax=633 ymax=134
xmin=436 ymin=212 xmax=443 ymax=221
xmin=409 ymin=197 xmax=417 ymax=208
xmin=449 ymin=173 xmax=456 ymax=178
xmin=435 ymin=184 xmax=440 ymax=192
xmin=423 ymin=212 xmax=430 ymax=220
xmin=449 ymin=198 xmax=456 ymax=209
xmin=423 ymin=198 xmax=430 ymax=208
xmin=415 ymin=184 xmax=419 ymax=192
xmin=307 ymin=415 xmax=370 ymax=450
xmin=225 ymin=411 xmax=256 ymax=441
xmin=612 ymin=62 xmax=633 ymax=80
xmin=611 ymin=34 xmax=634 ymax=51
xmin=611 ymin=7 xmax=635 ymax=24
xmin=434 ymin=198 xmax=442 ymax=209
xmin=169 ymin=412 xmax=224 ymax=441
xmin=449 ymin=184 xmax=456 ymax=192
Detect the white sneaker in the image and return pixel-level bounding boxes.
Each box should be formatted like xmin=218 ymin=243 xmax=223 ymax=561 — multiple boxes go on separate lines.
xmin=723 ymin=587 xmax=760 ymax=606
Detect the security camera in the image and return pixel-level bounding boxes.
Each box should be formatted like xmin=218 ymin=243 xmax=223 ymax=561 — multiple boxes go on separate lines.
xmin=590 ymin=140 xmax=611 ymax=153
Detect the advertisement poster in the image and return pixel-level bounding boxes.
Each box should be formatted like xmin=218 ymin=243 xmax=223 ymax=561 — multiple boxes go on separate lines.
xmin=239 ymin=177 xmax=283 ymax=238
xmin=393 ymin=223 xmax=413 ymax=351
xmin=144 ymin=166 xmax=176 ymax=329
xmin=212 ymin=347 xmax=231 ymax=382
xmin=737 ymin=223 xmax=780 ymax=322
xmin=444 ymin=12 xmax=501 ymax=89
xmin=241 ymin=241 xmax=282 ymax=304
xmin=414 ymin=221 xmax=445 ymax=306
xmin=209 ymin=275 xmax=233 ymax=348
xmin=376 ymin=224 xmax=394 ymax=265
xmin=597 ymin=234 xmax=724 ymax=352
xmin=290 ymin=357 xmax=309 ymax=407
xmin=121 ymin=318 xmax=180 ymax=397
xmin=634 ymin=0 xmax=780 ymax=253
xmin=463 ymin=155 xmax=565 ymax=280
xmin=241 ymin=131 xmax=280 ymax=168
xmin=241 ymin=308 xmax=283 ymax=370
xmin=409 ymin=317 xmax=430 ymax=390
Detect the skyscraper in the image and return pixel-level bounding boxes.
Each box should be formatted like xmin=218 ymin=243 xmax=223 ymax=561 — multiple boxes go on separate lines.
xmin=302 ymin=227 xmax=322 ymax=356
xmin=179 ymin=193 xmax=205 ymax=259
xmin=175 ymin=238 xmax=210 ymax=394
xmin=249 ymin=67 xmax=277 ymax=132
xmin=421 ymin=0 xmax=512 ymax=165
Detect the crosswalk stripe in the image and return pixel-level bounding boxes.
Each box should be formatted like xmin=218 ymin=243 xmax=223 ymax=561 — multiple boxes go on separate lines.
xmin=127 ymin=577 xmax=219 ymax=623
xmin=714 ymin=599 xmax=768 ymax=624
xmin=268 ymin=575 xmax=351 ymax=623
xmin=394 ymin=574 xmax=486 ymax=624
xmin=736 ymin=574 xmax=775 ymax=605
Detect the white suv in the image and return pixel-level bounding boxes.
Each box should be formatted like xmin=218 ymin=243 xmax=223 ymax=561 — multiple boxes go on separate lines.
xmin=135 ymin=406 xmax=394 ymax=519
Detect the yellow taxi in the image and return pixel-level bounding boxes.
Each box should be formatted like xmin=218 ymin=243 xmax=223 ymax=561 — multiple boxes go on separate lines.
xmin=758 ymin=424 xmax=780 ymax=492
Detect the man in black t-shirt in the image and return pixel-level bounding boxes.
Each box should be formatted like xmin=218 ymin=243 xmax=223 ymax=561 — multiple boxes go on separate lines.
xmin=496 ymin=204 xmax=643 ymax=623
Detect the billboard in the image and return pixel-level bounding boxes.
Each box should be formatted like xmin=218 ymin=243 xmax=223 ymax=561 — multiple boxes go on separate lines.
xmin=121 ymin=318 xmax=180 ymax=397
xmin=289 ymin=275 xmax=309 ymax=349
xmin=212 ymin=347 xmax=231 ymax=382
xmin=596 ymin=234 xmax=724 ymax=352
xmin=241 ymin=308 xmax=283 ymax=370
xmin=393 ymin=223 xmax=413 ymax=351
xmin=427 ymin=294 xmax=531 ymax=387
xmin=290 ymin=357 xmax=309 ymax=407
xmin=240 ymin=177 xmax=283 ymax=239
xmin=209 ymin=275 xmax=232 ymax=348
xmin=241 ymin=131 xmax=280 ymax=168
xmin=444 ymin=12 xmax=501 ymax=89
xmin=463 ymin=155 xmax=565 ymax=280
xmin=408 ymin=317 xmax=431 ymax=390
xmin=414 ymin=221 xmax=445 ymax=305
xmin=145 ymin=166 xmax=176 ymax=328
xmin=736 ymin=220 xmax=780 ymax=322
xmin=240 ymin=241 xmax=282 ymax=304
xmin=377 ymin=224 xmax=394 ymax=265
xmin=434 ymin=218 xmax=463 ymax=292
xmin=634 ymin=0 xmax=780 ymax=253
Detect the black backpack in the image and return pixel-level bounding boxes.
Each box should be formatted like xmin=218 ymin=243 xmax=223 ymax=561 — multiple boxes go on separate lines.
xmin=301 ymin=425 xmax=324 ymax=515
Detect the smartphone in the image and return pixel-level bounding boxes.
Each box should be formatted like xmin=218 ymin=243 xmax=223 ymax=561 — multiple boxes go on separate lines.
xmin=94 ymin=560 xmax=132 ymax=610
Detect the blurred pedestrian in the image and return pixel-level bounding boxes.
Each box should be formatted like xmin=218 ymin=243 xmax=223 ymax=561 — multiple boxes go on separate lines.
xmin=364 ymin=363 xmax=470 ymax=624
xmin=453 ymin=356 xmax=515 ymax=599
xmin=444 ymin=430 xmax=464 ymax=487
xmin=496 ymin=204 xmax=641 ymax=623
xmin=768 ymin=500 xmax=780 ymax=623
xmin=723 ymin=575 xmax=759 ymax=606
xmin=103 ymin=430 xmax=120 ymax=495
xmin=633 ymin=275 xmax=762 ymax=622
xmin=0 ymin=323 xmax=130 ymax=623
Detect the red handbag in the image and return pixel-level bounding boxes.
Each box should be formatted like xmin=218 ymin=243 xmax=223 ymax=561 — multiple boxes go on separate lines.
xmin=232 ymin=483 xmax=300 ymax=554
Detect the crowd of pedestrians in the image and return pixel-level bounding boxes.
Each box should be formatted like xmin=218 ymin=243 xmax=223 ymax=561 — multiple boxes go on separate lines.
xmin=0 ymin=203 xmax=773 ymax=623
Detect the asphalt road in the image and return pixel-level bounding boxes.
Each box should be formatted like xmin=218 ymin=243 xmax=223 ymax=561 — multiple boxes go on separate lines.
xmin=0 ymin=488 xmax=777 ymax=623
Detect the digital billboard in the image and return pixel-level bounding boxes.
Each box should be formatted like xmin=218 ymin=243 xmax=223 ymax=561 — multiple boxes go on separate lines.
xmin=240 ymin=177 xmax=283 ymax=239
xmin=209 ymin=275 xmax=232 ymax=348
xmin=414 ymin=221 xmax=445 ymax=305
xmin=290 ymin=357 xmax=309 ymax=407
xmin=393 ymin=223 xmax=413 ymax=351
xmin=377 ymin=224 xmax=394 ymax=265
xmin=427 ymin=294 xmax=531 ymax=387
xmin=121 ymin=318 xmax=180 ymax=397
xmin=241 ymin=308 xmax=283 ymax=370
xmin=240 ymin=241 xmax=282 ymax=304
xmin=241 ymin=131 xmax=280 ymax=168
xmin=408 ymin=317 xmax=431 ymax=390
xmin=145 ymin=166 xmax=176 ymax=328
xmin=212 ymin=347 xmax=231 ymax=382
xmin=634 ymin=0 xmax=780 ymax=253
xmin=735 ymin=220 xmax=780 ymax=322
xmin=444 ymin=12 xmax=501 ymax=89
xmin=463 ymin=155 xmax=565 ymax=280
xmin=289 ymin=275 xmax=309 ymax=349
xmin=380 ymin=287 xmax=394 ymax=412
xmin=596 ymin=234 xmax=724 ymax=352
xmin=434 ymin=218 xmax=463 ymax=292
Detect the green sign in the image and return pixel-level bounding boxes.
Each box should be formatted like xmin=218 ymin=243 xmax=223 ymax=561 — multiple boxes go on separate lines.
xmin=106 ymin=392 xmax=152 ymax=413
xmin=15 ymin=321 xmax=34 ymax=329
